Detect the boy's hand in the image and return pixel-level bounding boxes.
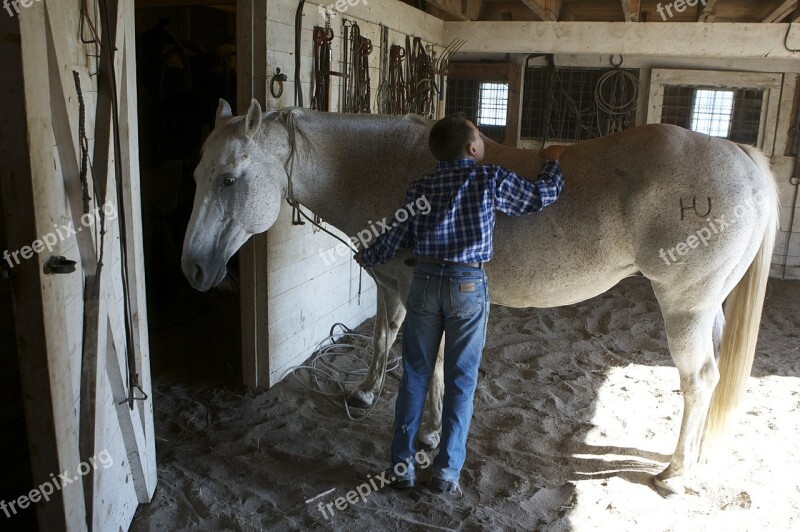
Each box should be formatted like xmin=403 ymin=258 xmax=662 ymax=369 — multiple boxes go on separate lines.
xmin=540 ymin=145 xmax=567 ymax=161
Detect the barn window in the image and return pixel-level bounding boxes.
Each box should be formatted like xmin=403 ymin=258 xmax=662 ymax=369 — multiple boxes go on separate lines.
xmin=690 ymin=89 xmax=735 ymax=137
xmin=659 ymin=86 xmax=764 ymax=145
xmin=477 ymin=82 xmax=508 ymax=126
xmin=647 ymin=69 xmax=782 ymax=150
xmin=520 ymin=67 xmax=640 ymax=143
xmin=446 ymin=79 xmax=507 ymax=141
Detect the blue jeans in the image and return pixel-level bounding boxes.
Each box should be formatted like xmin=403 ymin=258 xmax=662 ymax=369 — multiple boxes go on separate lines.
xmin=391 ymin=262 xmax=489 ymax=482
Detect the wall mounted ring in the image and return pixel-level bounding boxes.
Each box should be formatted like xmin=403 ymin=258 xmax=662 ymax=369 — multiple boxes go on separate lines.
xmin=271 ymin=67 xmax=288 ymax=98
xmin=610 ymin=54 xmax=624 ymax=68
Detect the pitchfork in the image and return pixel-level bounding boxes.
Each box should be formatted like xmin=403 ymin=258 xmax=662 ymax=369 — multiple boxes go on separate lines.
xmin=434 ymin=38 xmax=466 ymax=116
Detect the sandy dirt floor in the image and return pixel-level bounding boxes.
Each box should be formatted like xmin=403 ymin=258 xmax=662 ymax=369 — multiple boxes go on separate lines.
xmin=131 ymin=276 xmax=799 ymax=531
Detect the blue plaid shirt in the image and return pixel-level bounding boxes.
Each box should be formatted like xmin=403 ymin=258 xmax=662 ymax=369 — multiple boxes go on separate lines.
xmin=360 ymin=159 xmax=564 ymax=267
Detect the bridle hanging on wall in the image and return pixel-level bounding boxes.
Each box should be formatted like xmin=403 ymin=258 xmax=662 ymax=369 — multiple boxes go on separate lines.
xmin=389 ymin=44 xmax=407 ymax=115
xmin=342 ymin=20 xmax=372 ymax=113
xmin=376 ymin=24 xmax=391 ymax=114
xmin=311 ymin=24 xmax=334 ymax=111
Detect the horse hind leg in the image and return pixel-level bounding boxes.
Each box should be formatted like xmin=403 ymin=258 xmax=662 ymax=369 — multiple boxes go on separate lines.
xmin=654 ymin=308 xmax=720 ymax=496
xmin=346 ymin=285 xmax=406 ymax=409
xmin=418 ymin=335 xmax=445 ymax=450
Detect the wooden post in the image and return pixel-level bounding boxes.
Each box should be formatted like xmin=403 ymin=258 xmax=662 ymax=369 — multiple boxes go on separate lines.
xmin=237 ymin=0 xmax=271 ymax=389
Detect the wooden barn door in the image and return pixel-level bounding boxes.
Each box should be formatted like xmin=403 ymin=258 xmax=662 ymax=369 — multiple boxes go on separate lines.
xmin=2 ymin=0 xmax=157 ymax=529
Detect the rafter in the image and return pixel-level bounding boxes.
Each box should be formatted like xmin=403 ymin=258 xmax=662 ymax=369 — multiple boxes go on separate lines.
xmin=621 ymin=0 xmax=641 ymax=22
xmin=697 ymin=0 xmax=719 ymax=22
xmin=520 ymin=0 xmax=561 ymax=21
xmin=425 ymin=0 xmax=469 ymax=21
xmin=761 ymin=0 xmax=797 ymax=23
xmin=560 ymin=4 xmax=578 ymax=21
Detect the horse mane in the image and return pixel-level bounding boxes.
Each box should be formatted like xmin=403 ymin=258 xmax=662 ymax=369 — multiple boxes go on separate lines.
xmin=264 ymin=107 xmax=314 ymax=181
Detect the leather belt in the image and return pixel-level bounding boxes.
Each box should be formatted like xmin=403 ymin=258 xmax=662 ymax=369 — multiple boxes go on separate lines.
xmin=406 ymin=257 xmax=482 ymax=269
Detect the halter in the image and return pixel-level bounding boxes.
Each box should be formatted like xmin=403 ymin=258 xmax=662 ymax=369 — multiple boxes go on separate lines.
xmin=273 ymin=109 xmax=359 ymax=255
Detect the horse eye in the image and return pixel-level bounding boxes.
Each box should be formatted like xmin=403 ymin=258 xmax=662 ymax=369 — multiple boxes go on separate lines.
xmin=223 ymin=176 xmax=237 ymax=186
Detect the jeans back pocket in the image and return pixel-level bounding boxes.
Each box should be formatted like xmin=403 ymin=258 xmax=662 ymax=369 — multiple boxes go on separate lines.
xmin=449 ymin=276 xmax=485 ymax=317
xmin=408 ymin=272 xmax=431 ymax=311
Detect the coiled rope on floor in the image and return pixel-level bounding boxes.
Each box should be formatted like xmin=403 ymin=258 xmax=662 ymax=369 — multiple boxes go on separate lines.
xmin=287 ymin=320 xmax=402 ymax=421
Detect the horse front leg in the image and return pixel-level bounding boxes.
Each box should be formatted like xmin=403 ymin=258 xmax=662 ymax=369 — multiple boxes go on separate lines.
xmin=346 ymin=285 xmax=406 ymax=409
xmin=654 ymin=310 xmax=719 ymax=497
xmin=418 ymin=335 xmax=445 ymax=450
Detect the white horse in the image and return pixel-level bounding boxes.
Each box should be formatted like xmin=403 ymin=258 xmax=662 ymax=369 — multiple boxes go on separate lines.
xmin=182 ymin=99 xmax=779 ymax=496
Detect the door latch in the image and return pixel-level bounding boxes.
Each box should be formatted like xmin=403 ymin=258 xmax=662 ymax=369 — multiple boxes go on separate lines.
xmin=43 ymin=255 xmax=77 ymax=274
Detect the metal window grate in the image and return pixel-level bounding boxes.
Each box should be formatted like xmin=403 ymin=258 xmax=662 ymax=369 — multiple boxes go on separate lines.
xmin=521 ymin=66 xmax=639 ymax=142
xmin=660 ymin=86 xmax=764 ymax=145
xmin=691 ymin=89 xmax=734 ymax=137
xmin=477 ymin=82 xmax=508 ymax=126
xmin=446 ymin=79 xmax=506 ymax=141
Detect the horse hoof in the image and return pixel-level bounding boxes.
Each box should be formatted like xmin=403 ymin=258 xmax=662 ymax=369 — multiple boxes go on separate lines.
xmin=652 ymin=475 xmax=685 ymax=499
xmin=346 ymin=390 xmax=374 ymax=409
xmin=418 ymin=432 xmax=440 ymax=451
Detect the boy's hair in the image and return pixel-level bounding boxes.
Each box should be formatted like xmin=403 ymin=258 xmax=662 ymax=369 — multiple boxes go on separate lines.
xmin=428 ymin=112 xmax=475 ymax=161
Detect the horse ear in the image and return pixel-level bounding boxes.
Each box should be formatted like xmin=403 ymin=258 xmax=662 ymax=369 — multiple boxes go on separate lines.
xmin=215 ymin=99 xmax=232 ymax=128
xmin=245 ymin=99 xmax=262 ymax=139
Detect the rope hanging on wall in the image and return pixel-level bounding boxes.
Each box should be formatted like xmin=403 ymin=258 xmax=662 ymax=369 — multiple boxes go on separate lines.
xmin=540 ymin=56 xmax=640 ymax=145
xmin=594 ymin=56 xmax=639 ymax=136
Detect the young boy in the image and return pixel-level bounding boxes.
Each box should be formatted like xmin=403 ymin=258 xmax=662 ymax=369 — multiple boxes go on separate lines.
xmin=355 ymin=113 xmax=565 ymax=496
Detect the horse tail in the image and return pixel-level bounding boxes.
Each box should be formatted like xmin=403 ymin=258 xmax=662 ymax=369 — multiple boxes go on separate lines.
xmin=701 ymin=144 xmax=780 ymax=456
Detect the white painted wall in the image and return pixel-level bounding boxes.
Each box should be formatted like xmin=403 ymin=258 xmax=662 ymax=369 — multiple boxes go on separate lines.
xmin=263 ymin=1 xmax=444 ymax=386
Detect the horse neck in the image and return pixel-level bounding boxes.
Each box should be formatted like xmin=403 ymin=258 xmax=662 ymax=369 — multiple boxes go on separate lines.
xmin=286 ymin=111 xmax=432 ymax=234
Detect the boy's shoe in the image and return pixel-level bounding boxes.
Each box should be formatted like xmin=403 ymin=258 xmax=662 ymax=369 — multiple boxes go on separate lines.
xmin=427 ymin=477 xmax=462 ymax=497
xmin=386 ymin=469 xmax=416 ymax=489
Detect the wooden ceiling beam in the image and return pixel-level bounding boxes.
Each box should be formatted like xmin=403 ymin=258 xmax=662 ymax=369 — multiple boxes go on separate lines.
xmin=761 ymin=0 xmax=797 ymax=23
xmin=444 ymin=21 xmax=800 ymax=59
xmin=697 ymin=0 xmax=719 ymax=22
xmin=621 ymin=0 xmax=641 ymax=22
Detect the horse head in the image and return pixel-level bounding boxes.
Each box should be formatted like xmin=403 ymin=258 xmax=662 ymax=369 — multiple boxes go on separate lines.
xmin=181 ymin=98 xmax=287 ymax=291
